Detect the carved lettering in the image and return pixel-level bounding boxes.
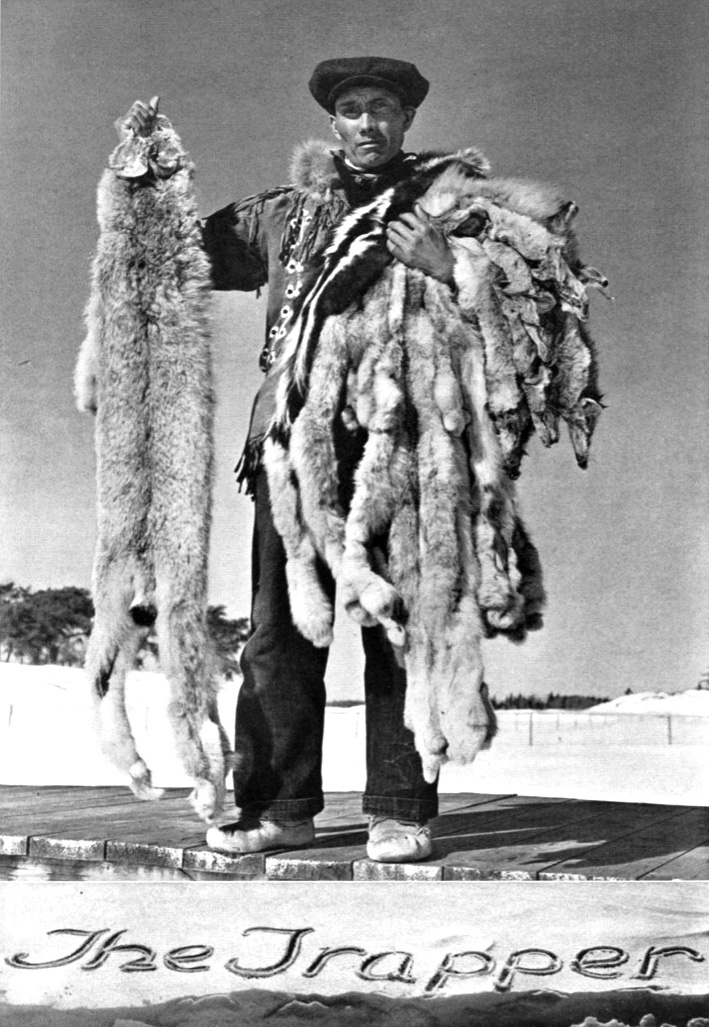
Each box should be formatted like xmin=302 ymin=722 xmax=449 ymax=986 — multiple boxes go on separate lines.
xmin=81 ymin=931 xmax=158 ymax=972
xmin=571 ymin=946 xmax=629 ymax=979
xmin=357 ymin=951 xmax=416 ymax=984
xmin=163 ymin=945 xmax=214 ymax=973
xmin=424 ymin=951 xmax=495 ymax=995
xmin=494 ymin=949 xmax=562 ymax=992
xmin=225 ymin=927 xmax=314 ymax=978
xmin=5 ymin=924 xmax=708 ymax=990
xmin=5 ymin=929 xmax=109 ymax=969
xmin=303 ymin=946 xmax=367 ymax=978
xmin=634 ymin=945 xmax=705 ymax=980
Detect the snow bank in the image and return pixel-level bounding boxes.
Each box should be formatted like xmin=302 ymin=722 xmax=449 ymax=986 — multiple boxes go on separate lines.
xmin=0 ymin=665 xmax=707 ymax=804
xmin=0 ymin=664 xmax=238 ymax=789
xmin=589 ymin=689 xmax=709 ymax=715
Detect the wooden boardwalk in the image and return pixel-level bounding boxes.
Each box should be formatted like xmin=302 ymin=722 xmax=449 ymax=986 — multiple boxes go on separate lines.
xmin=1 ymin=786 xmax=707 ymax=881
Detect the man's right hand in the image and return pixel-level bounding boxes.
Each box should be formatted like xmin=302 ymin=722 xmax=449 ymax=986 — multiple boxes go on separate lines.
xmin=115 ymin=96 xmax=160 ymax=140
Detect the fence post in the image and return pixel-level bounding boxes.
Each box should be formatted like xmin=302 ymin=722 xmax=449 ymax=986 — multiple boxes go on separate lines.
xmin=667 ymin=714 xmax=672 ymax=746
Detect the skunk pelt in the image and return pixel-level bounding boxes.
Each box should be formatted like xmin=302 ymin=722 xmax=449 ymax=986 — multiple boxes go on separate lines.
xmin=266 ymin=152 xmax=605 ymax=781
xmin=75 ymin=119 xmax=234 ymax=822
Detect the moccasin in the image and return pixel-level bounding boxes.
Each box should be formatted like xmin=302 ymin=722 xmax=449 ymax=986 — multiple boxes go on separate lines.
xmin=366 ymin=816 xmax=433 ymax=863
xmin=206 ymin=817 xmax=315 ymax=854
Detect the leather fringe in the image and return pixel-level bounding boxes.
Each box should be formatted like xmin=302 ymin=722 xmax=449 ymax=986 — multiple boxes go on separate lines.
xmin=234 ymin=435 xmax=264 ymax=497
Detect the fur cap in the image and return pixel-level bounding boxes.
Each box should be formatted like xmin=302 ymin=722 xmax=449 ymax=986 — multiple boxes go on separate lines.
xmin=309 ymin=56 xmax=429 ymax=112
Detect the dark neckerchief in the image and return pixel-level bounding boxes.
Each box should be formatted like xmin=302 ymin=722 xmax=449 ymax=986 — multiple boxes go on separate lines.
xmin=333 ymin=150 xmax=416 ymax=208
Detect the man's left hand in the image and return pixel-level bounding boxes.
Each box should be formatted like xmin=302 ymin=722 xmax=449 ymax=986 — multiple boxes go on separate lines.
xmin=386 ymin=203 xmax=455 ymax=285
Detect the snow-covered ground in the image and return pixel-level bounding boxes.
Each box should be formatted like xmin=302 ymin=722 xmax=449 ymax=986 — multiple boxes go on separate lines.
xmin=1 ymin=664 xmax=707 ymax=805
xmin=590 ymin=690 xmax=709 ymax=715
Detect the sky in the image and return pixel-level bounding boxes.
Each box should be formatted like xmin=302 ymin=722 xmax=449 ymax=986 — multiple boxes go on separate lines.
xmin=1 ymin=0 xmax=708 ymax=702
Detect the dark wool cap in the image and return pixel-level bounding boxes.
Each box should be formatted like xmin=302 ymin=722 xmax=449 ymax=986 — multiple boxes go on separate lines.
xmin=309 ymin=57 xmax=429 ymax=112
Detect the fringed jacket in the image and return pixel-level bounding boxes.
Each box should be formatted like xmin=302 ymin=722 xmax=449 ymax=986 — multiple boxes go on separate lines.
xmin=201 ymin=141 xmax=485 ymax=487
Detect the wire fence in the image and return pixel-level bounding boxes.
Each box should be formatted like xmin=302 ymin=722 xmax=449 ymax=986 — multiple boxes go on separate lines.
xmin=492 ymin=710 xmax=709 ymax=747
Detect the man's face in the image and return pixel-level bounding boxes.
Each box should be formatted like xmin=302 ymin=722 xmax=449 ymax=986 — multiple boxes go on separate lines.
xmin=330 ymin=87 xmax=415 ymax=169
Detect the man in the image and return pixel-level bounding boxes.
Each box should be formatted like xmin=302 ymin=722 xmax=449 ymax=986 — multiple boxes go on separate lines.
xmin=121 ymin=57 xmax=458 ymax=863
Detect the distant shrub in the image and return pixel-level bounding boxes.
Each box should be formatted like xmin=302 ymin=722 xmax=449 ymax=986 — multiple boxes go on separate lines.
xmin=0 ymin=582 xmax=249 ymax=675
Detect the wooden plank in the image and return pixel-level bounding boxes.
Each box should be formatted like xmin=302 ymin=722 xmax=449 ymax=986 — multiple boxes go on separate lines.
xmin=1 ymin=800 xmax=135 ymax=833
xmin=181 ymin=849 xmax=265 ymax=879
xmin=0 ymin=792 xmax=209 ymax=847
xmin=29 ymin=837 xmax=105 ymax=862
xmin=0 ymin=835 xmax=28 ymax=856
xmin=93 ymin=807 xmax=207 ymax=848
xmin=0 ymin=788 xmax=132 ymax=821
xmin=435 ymin=802 xmax=692 ymax=881
xmin=311 ymin=792 xmax=512 ymax=831
xmin=639 ymin=840 xmax=709 ymax=880
xmin=180 ymin=795 xmax=526 ymax=867
xmin=433 ymin=795 xmax=573 ymax=838
xmin=434 ymin=797 xmax=586 ymax=843
xmin=261 ymin=802 xmax=583 ymax=880
xmin=0 ymin=786 xmax=196 ymax=828
xmin=352 ymin=860 xmax=443 ymax=881
xmin=105 ymin=840 xmax=185 ymax=868
xmin=246 ymin=797 xmax=521 ymax=864
xmin=434 ymin=800 xmax=618 ymax=879
xmin=0 ymin=794 xmax=588 ymax=873
xmin=0 ymin=785 xmax=99 ymax=798
xmin=311 ymin=794 xmax=363 ymax=829
xmin=265 ymin=855 xmax=353 ymax=881
xmin=0 ymin=786 xmax=139 ymax=821
xmin=538 ymin=807 xmax=709 ymax=880
xmin=0 ymin=788 xmax=515 ymax=842
xmin=0 ymin=855 xmax=193 ymax=882
xmin=1 ymin=785 xmax=706 ymax=881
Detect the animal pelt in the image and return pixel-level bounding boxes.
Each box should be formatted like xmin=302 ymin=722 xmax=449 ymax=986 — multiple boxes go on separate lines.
xmin=75 ymin=118 xmax=234 ymax=822
xmin=265 ymin=152 xmax=606 ymax=782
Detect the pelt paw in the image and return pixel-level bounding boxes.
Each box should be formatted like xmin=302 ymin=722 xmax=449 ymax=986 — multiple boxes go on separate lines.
xmin=189 ymin=779 xmax=220 ymax=822
xmin=298 ymin=614 xmax=334 ymax=648
xmin=343 ymin=599 xmax=379 ymax=627
xmin=382 ymin=618 xmax=406 ymax=648
xmin=290 ymin=578 xmax=334 ymax=648
xmin=421 ymin=751 xmax=445 ymax=784
xmin=128 ymin=760 xmax=164 ymax=802
xmin=358 ymin=578 xmax=400 ymax=621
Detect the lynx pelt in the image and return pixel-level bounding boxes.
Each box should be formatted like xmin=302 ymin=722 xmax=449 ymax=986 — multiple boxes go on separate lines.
xmin=266 ymin=152 xmax=605 ymax=782
xmin=75 ymin=119 xmax=233 ymax=821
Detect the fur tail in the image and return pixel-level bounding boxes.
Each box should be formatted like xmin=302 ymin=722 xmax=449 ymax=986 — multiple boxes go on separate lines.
xmin=86 ymin=551 xmax=163 ymax=801
xmin=154 ymin=570 xmax=232 ymax=822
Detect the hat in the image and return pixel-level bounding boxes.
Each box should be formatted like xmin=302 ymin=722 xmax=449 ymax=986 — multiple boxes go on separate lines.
xmin=309 ymin=57 xmax=429 ymax=113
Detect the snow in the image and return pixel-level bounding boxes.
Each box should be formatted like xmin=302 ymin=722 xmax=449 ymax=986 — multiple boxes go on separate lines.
xmin=589 ymin=689 xmax=709 ymax=715
xmin=2 ymin=881 xmax=707 ymax=1011
xmin=0 ymin=665 xmax=707 ymax=805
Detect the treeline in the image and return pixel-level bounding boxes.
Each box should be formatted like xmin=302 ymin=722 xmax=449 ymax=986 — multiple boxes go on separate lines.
xmin=0 ymin=583 xmax=249 ymax=679
xmin=491 ymin=692 xmax=605 ymax=710
xmin=328 ymin=694 xmax=605 ymax=710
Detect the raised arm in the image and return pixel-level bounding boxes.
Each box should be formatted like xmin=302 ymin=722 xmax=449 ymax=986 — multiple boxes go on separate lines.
xmin=114 ymin=96 xmax=161 ymax=141
xmin=75 ymin=98 xmax=204 ymax=413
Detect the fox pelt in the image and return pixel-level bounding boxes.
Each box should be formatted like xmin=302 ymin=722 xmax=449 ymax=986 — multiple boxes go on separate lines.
xmin=75 ymin=119 xmax=234 ymax=822
xmin=266 ymin=150 xmax=606 ymax=782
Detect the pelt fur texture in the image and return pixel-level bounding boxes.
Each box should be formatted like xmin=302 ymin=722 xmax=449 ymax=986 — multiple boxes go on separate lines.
xmin=75 ymin=118 xmax=234 ymax=822
xmin=265 ymin=146 xmax=605 ymax=781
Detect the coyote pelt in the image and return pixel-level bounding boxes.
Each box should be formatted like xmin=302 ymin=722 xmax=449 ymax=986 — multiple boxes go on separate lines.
xmin=266 ymin=153 xmax=606 ymax=781
xmin=75 ymin=120 xmax=234 ymax=821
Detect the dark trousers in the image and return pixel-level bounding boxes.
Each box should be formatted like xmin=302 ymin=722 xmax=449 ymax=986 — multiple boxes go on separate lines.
xmin=233 ymin=467 xmax=439 ymax=822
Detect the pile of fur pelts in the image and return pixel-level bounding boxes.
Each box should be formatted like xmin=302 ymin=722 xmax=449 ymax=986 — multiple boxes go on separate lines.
xmin=266 ymin=150 xmax=607 ymax=782
xmin=75 ymin=117 xmax=234 ymax=821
